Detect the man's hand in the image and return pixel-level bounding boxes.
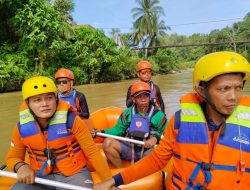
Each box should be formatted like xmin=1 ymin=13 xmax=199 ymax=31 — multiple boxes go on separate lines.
xmin=144 ymin=136 xmax=157 ymax=149
xmin=93 ymin=178 xmax=120 ymax=190
xmin=16 ymin=164 xmax=36 ymax=184
xmin=90 ymin=128 xmax=100 ymax=138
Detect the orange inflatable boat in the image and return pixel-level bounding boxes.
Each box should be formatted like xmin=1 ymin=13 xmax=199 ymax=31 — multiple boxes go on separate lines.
xmin=0 ymin=107 xmax=172 ymax=190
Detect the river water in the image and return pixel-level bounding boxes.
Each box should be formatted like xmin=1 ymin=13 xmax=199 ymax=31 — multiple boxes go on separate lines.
xmin=1 ymin=69 xmax=249 ymax=163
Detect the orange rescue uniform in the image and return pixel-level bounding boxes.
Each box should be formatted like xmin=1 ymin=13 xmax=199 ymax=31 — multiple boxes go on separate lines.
xmin=119 ymin=93 xmax=250 ymax=190
xmin=6 ymin=101 xmax=112 ymax=180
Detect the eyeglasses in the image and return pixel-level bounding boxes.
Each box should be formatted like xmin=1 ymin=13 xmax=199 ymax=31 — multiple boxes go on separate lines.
xmin=140 ymin=70 xmax=152 ymax=75
xmin=56 ymin=80 xmax=69 ymax=85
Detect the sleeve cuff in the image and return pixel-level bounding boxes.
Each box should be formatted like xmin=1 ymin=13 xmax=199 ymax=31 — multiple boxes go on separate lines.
xmin=113 ymin=173 xmax=124 ymax=187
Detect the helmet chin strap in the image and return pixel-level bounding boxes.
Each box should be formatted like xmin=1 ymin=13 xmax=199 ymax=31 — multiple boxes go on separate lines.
xmin=195 ymin=88 xmax=228 ymax=136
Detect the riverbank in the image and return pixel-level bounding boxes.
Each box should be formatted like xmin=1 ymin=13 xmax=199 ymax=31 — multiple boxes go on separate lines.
xmin=0 ymin=63 xmax=195 ymax=93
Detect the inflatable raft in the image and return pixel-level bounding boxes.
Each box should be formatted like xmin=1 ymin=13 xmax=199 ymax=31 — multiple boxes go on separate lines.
xmin=0 ymin=107 xmax=172 ymax=190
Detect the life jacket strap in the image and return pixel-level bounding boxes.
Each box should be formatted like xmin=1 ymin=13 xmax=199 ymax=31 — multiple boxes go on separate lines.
xmin=27 ymin=139 xmax=78 ymax=157
xmin=173 ymin=173 xmax=208 ymax=190
xmin=38 ymin=160 xmax=48 ymax=177
xmin=25 ymin=145 xmax=40 ymax=168
xmin=66 ymin=141 xmax=78 ymax=165
xmin=173 ymin=153 xmax=250 ymax=189
xmin=121 ymin=109 xmax=130 ymax=125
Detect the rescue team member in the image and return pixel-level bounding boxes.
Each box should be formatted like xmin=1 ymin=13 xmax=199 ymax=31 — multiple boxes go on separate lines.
xmin=92 ymin=82 xmax=167 ymax=168
xmin=94 ymin=51 xmax=250 ymax=190
xmin=55 ymin=68 xmax=90 ymax=119
xmin=126 ymin=60 xmax=165 ymax=112
xmin=6 ymin=76 xmax=112 ymax=190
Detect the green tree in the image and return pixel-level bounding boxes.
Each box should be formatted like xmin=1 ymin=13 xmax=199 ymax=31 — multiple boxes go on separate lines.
xmin=12 ymin=0 xmax=67 ymax=73
xmin=154 ymin=49 xmax=177 ymax=73
xmin=131 ymin=0 xmax=167 ymax=51
xmin=0 ymin=0 xmax=29 ymax=43
xmin=52 ymin=0 xmax=74 ymax=25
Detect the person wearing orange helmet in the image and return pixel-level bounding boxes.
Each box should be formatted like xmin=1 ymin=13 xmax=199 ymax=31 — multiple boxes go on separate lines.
xmin=94 ymin=51 xmax=250 ymax=190
xmin=126 ymin=60 xmax=165 ymax=112
xmin=55 ymin=68 xmax=89 ymax=119
xmin=6 ymin=76 xmax=112 ymax=190
xmin=92 ymin=81 xmax=167 ymax=168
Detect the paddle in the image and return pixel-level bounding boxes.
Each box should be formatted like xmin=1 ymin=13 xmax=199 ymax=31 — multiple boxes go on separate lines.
xmin=0 ymin=170 xmax=91 ymax=190
xmin=96 ymin=132 xmax=145 ymax=145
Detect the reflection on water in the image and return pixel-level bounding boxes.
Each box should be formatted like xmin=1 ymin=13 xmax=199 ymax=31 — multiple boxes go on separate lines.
xmin=1 ymin=69 xmax=250 ymax=163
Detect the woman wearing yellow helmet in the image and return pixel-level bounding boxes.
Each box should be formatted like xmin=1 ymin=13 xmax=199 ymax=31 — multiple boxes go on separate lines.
xmin=6 ymin=76 xmax=112 ymax=190
xmin=94 ymin=51 xmax=250 ymax=190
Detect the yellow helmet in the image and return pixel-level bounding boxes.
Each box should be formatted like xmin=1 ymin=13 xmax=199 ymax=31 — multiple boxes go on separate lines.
xmin=22 ymin=76 xmax=57 ymax=100
xmin=193 ymin=51 xmax=250 ymax=89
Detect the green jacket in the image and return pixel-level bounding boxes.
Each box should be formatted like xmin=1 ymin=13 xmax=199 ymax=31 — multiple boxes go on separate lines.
xmin=103 ymin=105 xmax=168 ymax=141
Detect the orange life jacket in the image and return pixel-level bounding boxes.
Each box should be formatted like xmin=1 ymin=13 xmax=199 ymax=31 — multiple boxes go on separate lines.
xmin=18 ymin=101 xmax=86 ymax=177
xmin=172 ymin=93 xmax=250 ymax=190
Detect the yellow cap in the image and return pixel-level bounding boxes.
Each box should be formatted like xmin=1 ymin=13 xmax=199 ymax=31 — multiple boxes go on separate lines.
xmin=22 ymin=76 xmax=57 ymax=100
xmin=193 ymin=51 xmax=250 ymax=89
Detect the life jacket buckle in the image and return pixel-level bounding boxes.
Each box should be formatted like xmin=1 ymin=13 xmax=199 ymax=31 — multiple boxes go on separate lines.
xmin=43 ymin=148 xmax=55 ymax=166
xmin=239 ymin=160 xmax=245 ymax=172
xmin=201 ymin=162 xmax=214 ymax=171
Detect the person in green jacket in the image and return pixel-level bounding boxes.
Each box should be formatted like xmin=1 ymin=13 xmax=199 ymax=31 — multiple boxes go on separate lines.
xmin=92 ymin=81 xmax=167 ymax=168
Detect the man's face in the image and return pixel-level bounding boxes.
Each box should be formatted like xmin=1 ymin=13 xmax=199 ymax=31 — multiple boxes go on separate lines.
xmin=137 ymin=69 xmax=152 ymax=83
xmin=56 ymin=77 xmax=72 ymax=93
xmin=132 ymin=93 xmax=150 ymax=110
xmin=207 ymin=73 xmax=243 ymax=115
xmin=28 ymin=93 xmax=57 ymax=119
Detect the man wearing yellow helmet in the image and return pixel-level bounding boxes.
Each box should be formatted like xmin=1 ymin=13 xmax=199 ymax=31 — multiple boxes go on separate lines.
xmin=93 ymin=51 xmax=250 ymax=190
xmin=6 ymin=76 xmax=111 ymax=190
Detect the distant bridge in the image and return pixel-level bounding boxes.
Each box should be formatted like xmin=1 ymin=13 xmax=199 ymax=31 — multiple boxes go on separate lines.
xmin=131 ymin=40 xmax=250 ymax=50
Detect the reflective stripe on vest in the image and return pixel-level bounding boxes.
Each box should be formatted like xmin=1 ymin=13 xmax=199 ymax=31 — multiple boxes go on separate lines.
xmin=18 ymin=102 xmax=86 ymax=176
xmin=19 ymin=109 xmax=70 ymax=140
xmin=173 ymin=94 xmax=250 ymax=189
xmin=177 ymin=102 xmax=208 ymax=144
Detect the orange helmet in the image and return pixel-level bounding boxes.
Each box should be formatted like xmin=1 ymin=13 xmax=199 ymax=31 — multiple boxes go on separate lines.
xmin=131 ymin=81 xmax=150 ymax=97
xmin=55 ymin=68 xmax=74 ymax=80
xmin=136 ymin=60 xmax=152 ymax=72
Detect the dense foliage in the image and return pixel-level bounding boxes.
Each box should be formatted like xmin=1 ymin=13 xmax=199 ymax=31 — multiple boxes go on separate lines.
xmin=0 ymin=0 xmax=138 ymax=91
xmin=0 ymin=0 xmax=249 ymax=92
